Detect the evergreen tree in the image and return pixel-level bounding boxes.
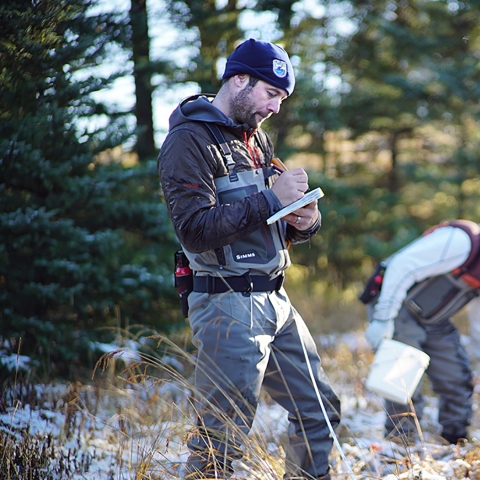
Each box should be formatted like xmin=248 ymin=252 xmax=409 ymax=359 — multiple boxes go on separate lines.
xmin=0 ymin=0 xmax=179 ymax=379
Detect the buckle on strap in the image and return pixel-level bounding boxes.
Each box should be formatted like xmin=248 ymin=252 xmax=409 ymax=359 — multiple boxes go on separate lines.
xmin=205 ymin=275 xmax=216 ymax=294
xmin=201 ymin=275 xmax=248 ymax=293
xmin=242 ymin=272 xmax=253 ymax=293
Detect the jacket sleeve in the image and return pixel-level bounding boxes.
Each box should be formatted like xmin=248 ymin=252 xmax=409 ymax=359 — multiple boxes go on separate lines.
xmin=286 ymin=215 xmax=321 ymax=245
xmin=158 ymin=126 xmax=273 ymax=253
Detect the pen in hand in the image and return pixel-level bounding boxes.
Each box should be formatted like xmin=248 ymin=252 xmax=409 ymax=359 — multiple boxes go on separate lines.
xmin=272 ymin=164 xmax=284 ymax=175
xmin=271 ymin=157 xmax=288 ymax=174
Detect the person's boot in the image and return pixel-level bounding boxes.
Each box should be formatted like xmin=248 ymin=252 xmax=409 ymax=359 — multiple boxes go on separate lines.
xmin=184 ymin=451 xmax=234 ymax=479
xmin=283 ymin=475 xmax=330 ymax=480
xmin=283 ymin=467 xmax=331 ymax=480
xmin=441 ymin=427 xmax=468 ymax=445
xmin=385 ymin=423 xmax=417 ymax=445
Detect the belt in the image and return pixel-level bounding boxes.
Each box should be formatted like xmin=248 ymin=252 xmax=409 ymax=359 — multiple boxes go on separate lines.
xmin=193 ymin=273 xmax=284 ymax=294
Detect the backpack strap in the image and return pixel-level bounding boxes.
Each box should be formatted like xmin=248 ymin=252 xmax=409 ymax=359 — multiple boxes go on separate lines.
xmin=448 ymin=220 xmax=480 ymax=287
xmin=424 ymin=220 xmax=480 ymax=287
xmin=447 ymin=220 xmax=480 ymax=269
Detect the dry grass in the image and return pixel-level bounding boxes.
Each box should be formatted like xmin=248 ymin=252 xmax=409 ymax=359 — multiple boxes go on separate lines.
xmin=1 ymin=326 xmax=480 ymax=479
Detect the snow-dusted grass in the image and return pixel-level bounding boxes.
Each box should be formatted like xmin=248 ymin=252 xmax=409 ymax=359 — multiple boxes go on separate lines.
xmin=1 ymin=331 xmax=480 ymax=479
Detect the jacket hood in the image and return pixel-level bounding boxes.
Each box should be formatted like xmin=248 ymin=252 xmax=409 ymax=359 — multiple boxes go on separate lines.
xmin=168 ymin=94 xmax=244 ymax=131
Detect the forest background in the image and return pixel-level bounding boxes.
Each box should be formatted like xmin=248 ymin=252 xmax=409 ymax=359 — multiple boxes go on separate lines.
xmin=2 ymin=0 xmax=480 ymax=393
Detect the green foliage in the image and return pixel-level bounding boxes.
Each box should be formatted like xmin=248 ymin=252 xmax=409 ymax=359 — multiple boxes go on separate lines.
xmin=0 ymin=0 xmax=180 ymax=379
xmin=332 ymin=0 xmax=480 ymax=128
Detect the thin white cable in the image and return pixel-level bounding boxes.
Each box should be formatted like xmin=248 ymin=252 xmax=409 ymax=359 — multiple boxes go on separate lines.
xmin=298 ymin=333 xmax=359 ymax=480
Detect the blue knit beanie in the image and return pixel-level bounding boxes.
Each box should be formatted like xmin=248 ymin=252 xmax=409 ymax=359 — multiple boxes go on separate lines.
xmin=222 ymin=38 xmax=295 ymax=95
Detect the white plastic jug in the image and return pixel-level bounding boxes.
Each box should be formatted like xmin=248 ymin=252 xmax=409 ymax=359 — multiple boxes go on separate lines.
xmin=366 ymin=339 xmax=430 ymax=405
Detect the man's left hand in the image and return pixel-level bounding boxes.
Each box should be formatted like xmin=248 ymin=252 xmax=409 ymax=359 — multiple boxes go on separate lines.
xmin=284 ymin=201 xmax=319 ymax=231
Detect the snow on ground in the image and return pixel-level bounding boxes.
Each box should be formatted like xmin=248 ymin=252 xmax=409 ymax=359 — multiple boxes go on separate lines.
xmin=2 ymin=331 xmax=480 ymax=479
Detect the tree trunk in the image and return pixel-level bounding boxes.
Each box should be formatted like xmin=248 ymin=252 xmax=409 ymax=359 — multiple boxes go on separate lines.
xmin=388 ymin=131 xmax=399 ymax=193
xmin=130 ymin=0 xmax=156 ymax=159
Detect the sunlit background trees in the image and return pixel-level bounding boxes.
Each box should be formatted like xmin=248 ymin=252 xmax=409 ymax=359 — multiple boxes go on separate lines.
xmin=2 ymin=0 xmax=480 ymax=379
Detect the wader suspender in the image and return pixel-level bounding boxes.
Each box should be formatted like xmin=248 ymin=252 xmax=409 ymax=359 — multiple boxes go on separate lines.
xmin=203 ymin=123 xmax=238 ymax=182
xmin=202 ymin=123 xmax=238 ymax=267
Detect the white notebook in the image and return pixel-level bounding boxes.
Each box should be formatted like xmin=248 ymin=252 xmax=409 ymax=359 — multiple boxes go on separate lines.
xmin=266 ymin=187 xmax=325 ymax=225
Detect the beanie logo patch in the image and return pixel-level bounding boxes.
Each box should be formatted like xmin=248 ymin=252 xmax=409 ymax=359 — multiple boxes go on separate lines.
xmin=272 ymin=59 xmax=287 ymax=78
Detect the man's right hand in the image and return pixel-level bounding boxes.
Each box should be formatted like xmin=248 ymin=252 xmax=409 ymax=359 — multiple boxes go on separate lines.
xmin=365 ymin=319 xmax=395 ymax=350
xmin=271 ymin=168 xmax=309 ymax=206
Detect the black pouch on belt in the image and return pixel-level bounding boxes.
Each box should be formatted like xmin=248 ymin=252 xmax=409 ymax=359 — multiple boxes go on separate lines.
xmin=359 ymin=262 xmax=386 ymax=304
xmin=174 ymin=249 xmax=193 ymax=318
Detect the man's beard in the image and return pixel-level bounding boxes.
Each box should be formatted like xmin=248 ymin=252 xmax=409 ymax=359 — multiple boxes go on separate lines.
xmin=229 ymin=85 xmax=260 ymax=128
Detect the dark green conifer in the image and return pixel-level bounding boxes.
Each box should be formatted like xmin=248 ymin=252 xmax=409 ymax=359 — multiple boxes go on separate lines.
xmin=0 ymin=0 xmax=178 ymax=378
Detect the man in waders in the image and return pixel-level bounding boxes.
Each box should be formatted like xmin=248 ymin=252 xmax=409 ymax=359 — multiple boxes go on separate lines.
xmin=360 ymin=219 xmax=480 ymax=444
xmin=158 ymin=38 xmax=341 ymax=479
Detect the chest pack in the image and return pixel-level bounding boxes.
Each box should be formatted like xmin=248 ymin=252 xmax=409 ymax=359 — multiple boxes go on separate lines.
xmin=201 ymin=123 xmax=284 ymax=269
xmin=404 ymin=272 xmax=478 ymax=324
xmin=360 ymin=220 xmax=480 ymax=324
